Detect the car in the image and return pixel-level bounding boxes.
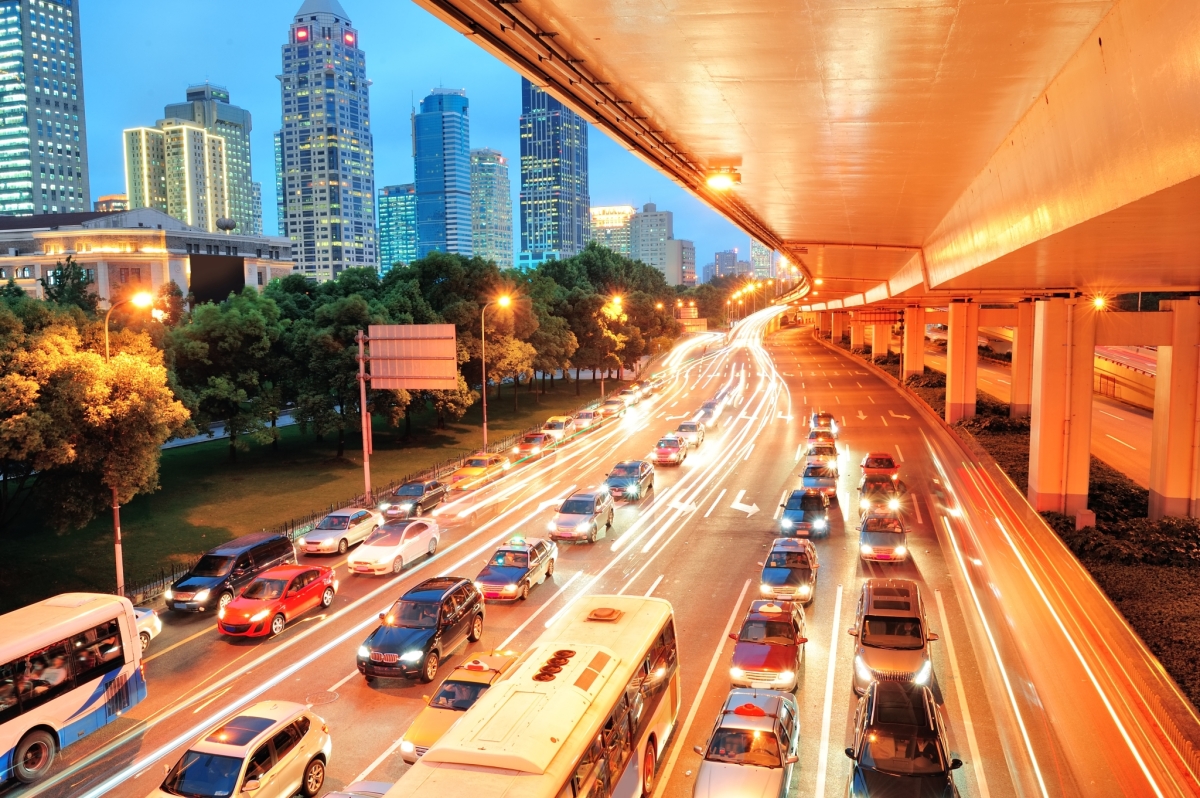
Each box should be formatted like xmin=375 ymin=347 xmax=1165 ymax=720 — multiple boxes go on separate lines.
xmin=618 ymin=387 xmax=641 ymax=406
xmin=604 ymin=459 xmax=655 ymax=501
xmin=807 ymin=428 xmax=836 ymax=446
xmin=599 ymin=398 xmax=627 ymax=419
xmin=859 ymin=514 xmax=909 ymax=562
xmin=323 ymin=783 xmax=392 ymax=798
xmin=541 ymin=416 xmax=576 ymax=441
xmin=861 ymin=451 xmax=900 ymax=479
xmin=134 ymin=607 xmax=161 ymax=653
xmin=357 ymin=577 xmax=485 ymax=683
xmin=573 ymin=409 xmax=600 ymax=430
xmin=805 ymin=442 xmax=838 ymax=466
xmin=850 ymin=579 xmax=938 ymax=695
xmin=759 ymin=538 xmax=819 ymax=603
xmin=382 ymin=480 xmax=447 ymax=520
xmin=512 ymin=431 xmax=554 ymax=462
xmin=691 ymin=689 xmax=800 ymax=798
xmin=347 ymin=519 xmax=440 ymax=576
xmin=648 ymin=374 xmax=667 ymax=391
xmin=474 ymin=536 xmax=558 ymax=600
xmin=779 ymin=489 xmax=830 ymax=537
xmin=165 ymin=533 xmax=296 ymax=614
xmin=810 ymin=410 xmax=838 ymax=437
xmin=217 ymin=564 xmax=337 ymax=637
xmin=697 ymin=400 xmax=723 ymax=429
xmin=398 ymin=651 xmax=518 ymax=764
xmin=859 ymin=473 xmax=908 ymax=514
xmin=298 ymin=507 xmax=380 ymax=555
xmin=548 ymin=490 xmax=615 ymax=543
xmin=801 ymin=463 xmax=838 ymax=497
xmin=654 ymin=434 xmax=688 ymax=465
xmin=674 ymin=420 xmax=706 ymax=447
xmin=447 ymin=453 xmax=511 ymax=491
xmin=152 ymin=701 xmax=331 ymax=798
xmin=729 ymin=600 xmax=808 ymax=691
xmin=846 ymin=681 xmax=963 ymax=797
xmin=637 ymin=379 xmax=655 ymax=396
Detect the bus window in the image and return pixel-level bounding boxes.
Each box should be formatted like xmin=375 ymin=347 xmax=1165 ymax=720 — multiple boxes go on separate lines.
xmin=0 ymin=662 xmax=21 ymax=723
xmin=602 ymin=702 xmax=633 ymax=785
xmin=14 ymin=639 xmax=74 ymax=711
xmin=71 ymin=618 xmax=124 ymax=685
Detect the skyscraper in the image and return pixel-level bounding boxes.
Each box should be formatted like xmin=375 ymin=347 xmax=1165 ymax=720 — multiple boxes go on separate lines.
xmin=630 ymin=202 xmax=672 ymax=272
xmin=165 ymin=83 xmax=260 ymax=235
xmin=750 ymin=239 xmax=774 ymax=278
xmin=0 ymin=0 xmax=90 ymax=215
xmin=589 ymin=205 xmax=635 ymax=256
xmin=273 ymin=130 xmax=285 ymax=236
xmin=378 ymin=183 xmax=418 ymax=270
xmin=518 ymin=78 xmax=589 ymax=268
xmin=663 ymin=239 xmax=695 ymax=287
xmin=714 ymin=249 xmax=738 ymax=277
xmin=413 ymin=88 xmax=471 ymax=258
xmin=124 ymin=120 xmax=229 ymax=231
xmin=277 ymin=0 xmax=377 ymax=280
xmin=470 ymin=148 xmax=513 ymax=268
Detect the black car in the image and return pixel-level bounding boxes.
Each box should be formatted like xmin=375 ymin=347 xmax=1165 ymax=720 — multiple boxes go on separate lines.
xmin=357 ymin=577 xmax=484 ymax=683
xmin=859 ymin=474 xmax=908 ymax=514
xmin=165 ymin=533 xmax=296 ymax=613
xmin=474 ymin=537 xmax=558 ymax=601
xmin=604 ymin=459 xmax=655 ymax=502
xmin=384 ymin=480 xmax=447 ymax=520
xmin=846 ymin=681 xmax=962 ymax=796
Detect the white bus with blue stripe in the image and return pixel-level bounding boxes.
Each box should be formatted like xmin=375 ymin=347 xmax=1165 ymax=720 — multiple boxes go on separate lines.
xmin=0 ymin=593 xmax=147 ymax=784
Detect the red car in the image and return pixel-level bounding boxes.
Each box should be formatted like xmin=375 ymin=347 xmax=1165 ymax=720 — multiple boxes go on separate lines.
xmin=860 ymin=451 xmax=900 ymax=480
xmin=217 ymin=565 xmax=337 ymax=638
xmin=728 ymin=600 xmax=807 ymax=692
xmin=654 ymin=434 xmax=688 ymax=466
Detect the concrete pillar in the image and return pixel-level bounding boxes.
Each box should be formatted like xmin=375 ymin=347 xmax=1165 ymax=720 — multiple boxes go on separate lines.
xmin=944 ymin=301 xmax=980 ymax=423
xmin=870 ymin=324 xmax=891 ymax=360
xmin=831 ymin=312 xmax=845 ymax=342
xmin=1149 ymin=298 xmax=1200 ymax=519
xmin=815 ymin=312 xmax=829 ymax=336
xmin=1027 ymin=297 xmax=1096 ymax=515
xmin=1010 ymin=300 xmax=1035 ymax=417
xmin=850 ymin=323 xmax=865 ymax=350
xmin=902 ymin=308 xmax=925 ymax=380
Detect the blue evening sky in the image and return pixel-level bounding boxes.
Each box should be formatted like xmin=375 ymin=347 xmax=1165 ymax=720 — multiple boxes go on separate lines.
xmin=79 ymin=0 xmax=750 ymax=272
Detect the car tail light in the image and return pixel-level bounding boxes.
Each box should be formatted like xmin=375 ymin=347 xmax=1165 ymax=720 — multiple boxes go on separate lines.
xmin=322 ymin=723 xmax=330 ymax=734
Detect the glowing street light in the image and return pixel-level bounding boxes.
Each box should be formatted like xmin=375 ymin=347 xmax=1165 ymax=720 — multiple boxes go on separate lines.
xmin=705 ymin=169 xmax=741 ymax=190
xmin=655 ymin=302 xmax=664 ymax=310
xmin=481 ymin=294 xmax=513 ymax=452
xmin=1092 ymin=295 xmax=1107 ymax=310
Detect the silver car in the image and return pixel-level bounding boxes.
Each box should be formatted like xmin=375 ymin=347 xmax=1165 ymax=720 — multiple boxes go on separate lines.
xmin=692 ymin=688 xmax=799 ymax=797
xmin=298 ymin=507 xmax=380 ymax=555
xmin=547 ymin=490 xmax=614 ymax=543
xmin=675 ymin=420 xmax=706 ymax=447
xmin=858 ymin=514 xmax=909 ymax=562
xmin=850 ymin=579 xmax=939 ymax=695
xmin=134 ymin=607 xmax=162 ymax=652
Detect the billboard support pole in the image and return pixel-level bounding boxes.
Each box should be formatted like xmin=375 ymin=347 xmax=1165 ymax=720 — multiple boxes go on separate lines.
xmin=357 ymin=330 xmax=372 ymax=500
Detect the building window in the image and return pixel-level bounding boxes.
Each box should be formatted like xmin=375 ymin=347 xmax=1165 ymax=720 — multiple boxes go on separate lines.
xmin=257 ymin=270 xmax=264 ymax=286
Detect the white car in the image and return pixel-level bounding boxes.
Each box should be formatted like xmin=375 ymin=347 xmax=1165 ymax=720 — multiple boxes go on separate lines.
xmin=573 ymin=410 xmax=600 ymax=430
xmin=541 ymin=415 xmax=576 ymax=441
xmin=134 ymin=607 xmax=161 ymax=653
xmin=298 ymin=508 xmax=380 ymax=556
xmin=347 ymin=519 xmax=441 ymax=576
xmin=151 ymin=701 xmax=331 ymax=798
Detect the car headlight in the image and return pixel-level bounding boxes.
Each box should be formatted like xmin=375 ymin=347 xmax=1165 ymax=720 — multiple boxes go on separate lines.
xmin=730 ymin=667 xmax=744 ymax=678
xmin=859 ymin=498 xmax=870 ymax=510
xmin=249 ymin=609 xmax=270 ymax=622
xmin=357 ymin=645 xmax=370 ymax=658
xmin=798 ymin=585 xmax=812 ymax=597
xmin=400 ymin=650 xmax=424 ymax=662
xmin=914 ymin=659 xmax=932 ymax=686
xmin=760 ymin=584 xmax=773 ymax=594
xmin=888 ymin=498 xmax=900 ymax=510
xmin=813 ymin=519 xmax=826 ymax=530
xmin=474 ymin=581 xmax=483 ymax=590
xmin=531 ymin=447 xmax=540 ymax=454
xmin=578 ymin=521 xmax=593 ymax=529
xmin=400 ymin=740 xmax=415 ymax=754
xmin=379 ymin=502 xmax=392 ymax=510
xmin=860 ymin=544 xmax=874 ymax=555
xmin=547 ymin=521 xmax=557 ymax=532
xmin=400 ymin=503 xmax=414 ymax=511
xmin=164 ymin=589 xmax=174 ymax=600
xmin=217 ymin=607 xmax=226 ymax=620
xmin=894 ymin=545 xmax=907 ymax=557
xmin=194 ymin=589 xmax=211 ymax=603
xmin=512 ymin=446 xmax=520 ymax=453
xmin=297 ymin=536 xmax=307 ymax=545
xmin=778 ymin=670 xmax=795 ymax=683
xmin=627 ymin=486 xmax=638 ymax=496
xmin=855 ymin=655 xmax=872 ymax=683
xmin=780 ymin=519 xmax=793 ymax=528
xmin=503 ymin=584 xmax=518 ymax=593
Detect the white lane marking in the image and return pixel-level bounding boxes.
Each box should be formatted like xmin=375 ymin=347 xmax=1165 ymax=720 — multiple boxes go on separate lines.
xmin=935 ymin=589 xmax=991 ymax=798
xmin=498 ymin=570 xmax=586 ymax=648
xmin=795 ymin=443 xmax=804 ymax=462
xmin=881 ymin=416 xmax=889 ymax=426
xmin=895 ymin=443 xmax=905 ymax=462
xmin=744 ymin=443 xmax=755 ymax=461
xmin=829 ymin=382 xmax=835 ymax=389
xmin=857 ymin=382 xmax=863 ymax=387
xmin=868 ymin=395 xmax=875 ymax=403
xmin=773 ymin=489 xmax=788 ymax=519
xmin=651 ymin=580 xmax=751 ymax=798
xmin=804 ymin=395 xmax=808 ymax=404
xmin=671 ymin=401 xmax=679 ymax=407
xmin=835 ymin=396 xmax=841 ymax=404
xmin=813 ymin=583 xmax=845 ymax=797
xmin=1106 ymin=434 xmax=1136 ymax=450
xmin=1098 ymin=409 xmax=1124 ymax=421
xmin=327 ymin=669 xmax=359 ymax=693
xmin=705 ymin=488 xmax=727 ymax=518
xmin=913 ymin=495 xmax=924 ymax=526
xmin=543 ymin=575 xmax=602 ymax=627
xmin=643 ymin=574 xmax=665 ymax=597
xmin=353 ymin=733 xmax=410 ymax=784
xmin=997 ymin=378 xmax=1011 ymax=384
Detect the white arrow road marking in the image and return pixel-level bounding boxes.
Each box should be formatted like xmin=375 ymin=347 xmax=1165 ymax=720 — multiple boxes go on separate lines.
xmin=777 ymin=412 xmax=793 ymax=421
xmin=669 ymin=501 xmax=698 ymax=513
xmin=856 ymin=410 xmax=868 ymax=420
xmin=889 ymin=409 xmax=912 ymax=420
xmin=730 ymin=489 xmax=760 ymax=517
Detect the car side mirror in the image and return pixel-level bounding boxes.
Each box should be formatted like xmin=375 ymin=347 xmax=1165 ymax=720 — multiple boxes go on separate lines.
xmin=378 ymin=612 xmax=386 ymax=620
xmin=950 ymin=758 xmax=963 ymax=770
xmin=785 ymin=754 xmax=799 ymax=764
xmin=848 ymin=628 xmax=858 ymax=636
xmin=422 ymin=694 xmax=431 ymax=704
xmin=756 ymin=562 xmax=764 ymax=567
xmin=693 ymin=745 xmax=704 ymax=756
xmin=728 ymin=632 xmax=737 ymax=640
xmin=779 ymin=504 xmax=785 ymax=508
xmin=843 ymin=747 xmax=856 ymax=760
xmin=242 ymin=779 xmax=261 ymax=792
xmin=797 ymin=637 xmax=808 ymax=645
xmin=927 ymin=632 xmax=939 ymax=641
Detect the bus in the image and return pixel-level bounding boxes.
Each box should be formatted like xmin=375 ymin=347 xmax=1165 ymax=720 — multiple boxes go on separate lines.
xmin=386 ymin=595 xmax=680 ymax=798
xmin=0 ymin=593 xmax=147 ymax=784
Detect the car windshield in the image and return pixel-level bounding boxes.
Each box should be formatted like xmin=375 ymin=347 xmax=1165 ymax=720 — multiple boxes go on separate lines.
xmin=861 ymin=616 xmax=925 ymax=649
xmin=190 ymin=555 xmax=233 ymax=578
xmin=766 ymin=551 xmax=810 ymax=568
xmin=739 ymin=620 xmax=796 ymax=645
xmin=545 ymin=422 xmax=564 ymax=430
xmin=242 ymin=578 xmax=287 ymax=601
xmin=490 ymin=551 xmax=528 ymax=568
xmin=864 ymin=519 xmax=903 ymax=534
xmin=523 ymin=436 xmax=546 ymax=445
xmin=391 ymin=600 xmax=440 ymax=628
xmin=316 ymin=515 xmax=351 ymax=530
xmin=395 ymin=484 xmax=425 ymax=497
xmin=865 ymin=456 xmax=896 ymax=469
xmin=860 ymin=729 xmax=946 ymax=774
xmin=365 ymin=527 xmax=406 ymax=546
xmin=465 ymin=458 xmax=489 ymax=468
xmin=804 ymin=466 xmax=836 ymax=479
xmin=429 ymin=679 xmax=491 ymax=711
xmin=657 ymin=439 xmax=679 ymax=448
xmin=810 ymin=446 xmax=836 ymax=456
xmin=785 ymin=493 xmax=823 ymax=511
xmin=678 ymin=423 xmax=697 ymax=432
xmin=610 ymin=465 xmax=640 ymax=477
xmin=814 ymin=416 xmax=834 ymax=426
xmin=705 ymin=728 xmax=782 ymax=767
xmin=559 ymin=499 xmax=595 ymax=515
xmin=161 ymin=750 xmax=243 ymax=798
xmin=863 ymin=478 xmax=894 ymax=493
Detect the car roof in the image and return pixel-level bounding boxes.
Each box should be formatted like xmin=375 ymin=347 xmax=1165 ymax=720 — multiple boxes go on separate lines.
xmin=814 ymin=411 xmax=835 ymax=419
xmin=864 ymin=451 xmax=895 ymax=459
xmin=769 ymin=538 xmax=814 ymax=553
xmin=868 ymin=681 xmax=934 ymax=729
xmin=718 ymin=689 xmax=791 ymax=733
xmin=612 ymin=459 xmax=644 ymax=468
xmin=253 ymin=564 xmax=312 ymax=579
xmin=862 ymin=579 xmax=921 ymax=616
xmin=495 ymin=536 xmax=547 ymax=553
xmin=566 ymin=490 xmax=604 ymax=502
xmin=208 ymin=532 xmax=287 ymax=556
xmin=325 ymin=507 xmax=361 ymax=517
xmin=403 ymin=577 xmax=467 ymax=602
xmin=603 ymin=398 xmax=624 ymax=404
xmin=546 ymin=415 xmax=571 ymax=421
xmin=746 ymin=600 xmax=798 ymax=623
xmin=189 ymin=701 xmax=307 ymax=756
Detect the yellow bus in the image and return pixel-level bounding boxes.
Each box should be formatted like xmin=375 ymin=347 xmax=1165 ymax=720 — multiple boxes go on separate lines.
xmin=385 ymin=595 xmax=680 ymax=798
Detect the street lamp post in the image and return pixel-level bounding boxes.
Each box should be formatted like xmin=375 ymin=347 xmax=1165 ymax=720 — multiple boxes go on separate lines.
xmin=480 ymin=295 xmax=512 ymax=452
xmin=103 ymin=290 xmax=154 ymax=598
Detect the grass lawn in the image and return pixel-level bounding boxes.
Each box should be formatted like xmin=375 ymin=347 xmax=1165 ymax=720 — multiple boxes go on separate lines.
xmin=0 ymin=375 xmax=629 ymax=611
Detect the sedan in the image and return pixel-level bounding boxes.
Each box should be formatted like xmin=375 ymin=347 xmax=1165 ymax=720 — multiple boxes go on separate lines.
xmin=654 ymin=434 xmax=688 ymax=466
xmin=859 ymin=474 xmax=908 ymax=514
xmin=541 ymin=416 xmax=575 ymax=441
xmin=134 ymin=607 xmax=161 ymax=653
xmin=382 ymin=480 xmax=447 ymax=520
xmin=605 ymin=459 xmax=655 ymax=501
xmin=861 ymin=451 xmax=900 ymax=479
xmin=807 ymin=428 xmax=836 ymax=446
xmin=299 ymin=507 xmax=380 ymax=555
xmin=548 ymin=490 xmax=614 ymax=543
xmin=674 ymin=421 xmax=705 ymax=447
xmin=697 ymin=400 xmax=723 ymax=429
xmin=779 ymin=489 xmax=829 ymax=537
xmin=810 ymin=410 xmax=838 ymax=437
xmin=729 ymin=600 xmax=807 ymax=691
xmin=573 ymin=409 xmax=600 ymax=430
xmin=447 ymin=453 xmax=511 ymax=491
xmin=512 ymin=432 xmax=554 ymax=462
xmin=347 ymin=520 xmax=441 ymax=575
xmin=859 ymin=514 xmax=908 ymax=562
xmin=805 ymin=442 xmax=838 ymax=466
xmin=599 ymin=398 xmax=627 ymax=419
xmin=760 ymin=538 xmax=819 ymax=604
xmin=692 ymin=689 xmax=799 ymax=798
xmin=618 ymin=387 xmax=641 ymax=406
xmin=474 ymin=537 xmax=557 ymax=601
xmin=217 ymin=565 xmax=336 ymax=637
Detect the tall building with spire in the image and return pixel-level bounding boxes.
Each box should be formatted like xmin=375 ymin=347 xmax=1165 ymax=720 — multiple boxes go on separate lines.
xmin=518 ymin=78 xmax=589 ymax=268
xmin=413 ymin=88 xmax=471 ymax=258
xmin=277 ymin=0 xmax=377 ymax=280
xmin=470 ymin=148 xmax=512 ymax=268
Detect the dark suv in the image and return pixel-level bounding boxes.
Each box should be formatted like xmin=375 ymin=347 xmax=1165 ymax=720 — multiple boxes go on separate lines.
xmin=357 ymin=577 xmax=485 ymax=683
xmin=165 ymin=532 xmax=296 ymax=613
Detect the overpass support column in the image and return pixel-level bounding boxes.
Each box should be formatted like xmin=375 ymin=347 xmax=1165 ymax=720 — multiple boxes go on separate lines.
xmin=871 ymin=324 xmax=891 ymax=360
xmin=1028 ymin=297 xmax=1096 ymax=515
xmin=815 ymin=312 xmax=828 ymax=336
xmin=850 ymin=323 xmax=865 ymax=350
xmin=831 ymin=313 xmax=845 ymax=343
xmin=902 ymin=308 xmax=925 ymax=380
xmin=945 ymin=301 xmax=979 ymax=423
xmin=1149 ymin=299 xmax=1200 ymax=520
xmin=1010 ymin=300 xmax=1035 ymax=417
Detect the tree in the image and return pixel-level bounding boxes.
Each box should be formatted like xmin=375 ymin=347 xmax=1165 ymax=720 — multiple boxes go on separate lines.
xmin=427 ymin=375 xmax=478 ymax=429
xmin=39 ymin=255 xmax=99 ymax=315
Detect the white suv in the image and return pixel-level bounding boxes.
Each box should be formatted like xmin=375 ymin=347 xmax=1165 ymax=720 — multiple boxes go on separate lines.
xmin=151 ymin=701 xmax=332 ymax=798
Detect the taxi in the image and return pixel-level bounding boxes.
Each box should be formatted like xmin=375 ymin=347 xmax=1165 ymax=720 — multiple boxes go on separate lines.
xmin=474 ymin=536 xmax=558 ymax=601
xmin=729 ymin=600 xmax=807 ymax=691
xmin=759 ymin=538 xmax=819 ymax=604
xmin=399 ymin=651 xmax=518 ymax=764
xmin=810 ymin=410 xmax=838 ymax=438
xmin=654 ymin=433 xmax=688 ymax=466
xmin=861 ymin=451 xmax=900 ymax=479
xmin=541 ymin=416 xmax=575 ymax=441
xmin=447 ymin=452 xmax=511 ymax=491
xmin=692 ymin=690 xmax=800 ymax=798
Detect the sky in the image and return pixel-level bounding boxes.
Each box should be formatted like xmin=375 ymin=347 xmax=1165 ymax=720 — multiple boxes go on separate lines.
xmin=79 ymin=0 xmax=751 ymax=271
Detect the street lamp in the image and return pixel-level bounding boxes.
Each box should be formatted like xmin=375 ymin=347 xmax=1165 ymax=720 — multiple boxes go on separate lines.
xmin=104 ymin=290 xmax=154 ymax=362
xmin=480 ymin=294 xmax=511 ymax=453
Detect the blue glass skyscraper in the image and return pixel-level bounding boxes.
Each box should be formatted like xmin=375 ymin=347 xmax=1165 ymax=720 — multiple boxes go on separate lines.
xmin=413 ymin=88 xmax=471 ymax=258
xmin=378 ymin=183 xmax=418 ymax=270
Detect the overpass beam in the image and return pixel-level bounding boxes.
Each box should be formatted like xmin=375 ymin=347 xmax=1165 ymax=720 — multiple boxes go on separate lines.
xmin=945 ymin=301 xmax=979 ymax=423
xmin=850 ymin=323 xmax=865 ymax=350
xmin=1028 ymin=297 xmax=1096 ymax=516
xmin=1149 ymin=299 xmax=1200 ymax=520
xmin=902 ymin=308 xmax=925 ymax=380
xmin=1010 ymin=300 xmax=1035 ymax=417
xmin=831 ymin=312 xmax=845 ymax=343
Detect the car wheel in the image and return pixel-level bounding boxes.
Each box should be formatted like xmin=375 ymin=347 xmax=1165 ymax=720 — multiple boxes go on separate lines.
xmin=392 ymin=556 xmax=404 ymax=574
xmin=218 ymin=591 xmax=234 ymax=612
xmin=139 ymin=631 xmax=151 ymax=653
xmin=415 ymin=503 xmax=424 ymax=517
xmin=641 ymin=742 xmax=657 ymax=797
xmin=519 ymin=581 xmax=530 ymax=601
xmin=321 ymin=587 xmax=335 ymax=608
xmin=338 ymin=538 xmax=349 ymax=555
xmin=428 ymin=537 xmax=438 ymax=556
xmin=270 ymin=614 xmax=286 ymax=636
xmin=467 ymin=613 xmax=483 ymax=642
xmin=12 ymin=729 xmax=55 ymax=784
xmin=363 ymin=674 xmax=374 ymax=683
xmin=588 ymin=526 xmax=597 ymax=544
xmin=606 ymin=511 xmax=614 ymax=530
xmin=419 ymin=651 xmax=440 ymax=683
xmin=301 ymin=757 xmax=325 ymax=797
xmin=546 ymin=558 xmax=556 ymax=577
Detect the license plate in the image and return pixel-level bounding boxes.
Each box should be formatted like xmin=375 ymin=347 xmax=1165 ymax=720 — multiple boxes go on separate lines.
xmin=751 ymin=681 xmax=775 ymax=689
xmin=174 ymin=602 xmax=188 ymax=610
xmin=354 ymin=565 xmax=373 ymax=573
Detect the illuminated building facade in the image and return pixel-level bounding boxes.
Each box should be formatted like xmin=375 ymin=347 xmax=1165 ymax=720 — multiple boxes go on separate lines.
xmin=123 ymin=120 xmax=229 ymax=232
xmin=93 ymin=193 xmax=127 ymax=212
xmin=470 ymin=148 xmax=512 ymax=268
xmin=750 ymin=239 xmax=774 ymax=278
xmin=414 ymin=88 xmax=472 ymax=258
xmin=378 ymin=183 xmax=417 ymax=270
xmin=589 ymin=205 xmax=634 ymax=256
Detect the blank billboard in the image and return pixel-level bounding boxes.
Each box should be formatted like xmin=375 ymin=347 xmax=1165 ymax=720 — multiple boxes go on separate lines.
xmin=368 ymin=324 xmax=458 ymax=390
xmin=189 ymin=255 xmax=246 ymax=304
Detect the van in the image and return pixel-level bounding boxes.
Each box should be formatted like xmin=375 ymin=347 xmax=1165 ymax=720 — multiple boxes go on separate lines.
xmin=165 ymin=532 xmax=297 ymax=613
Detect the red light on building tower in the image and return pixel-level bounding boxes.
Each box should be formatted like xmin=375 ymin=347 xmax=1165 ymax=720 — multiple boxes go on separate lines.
xmin=343 ymin=31 xmax=355 ymax=45
xmin=295 ymin=27 xmax=309 ymax=42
